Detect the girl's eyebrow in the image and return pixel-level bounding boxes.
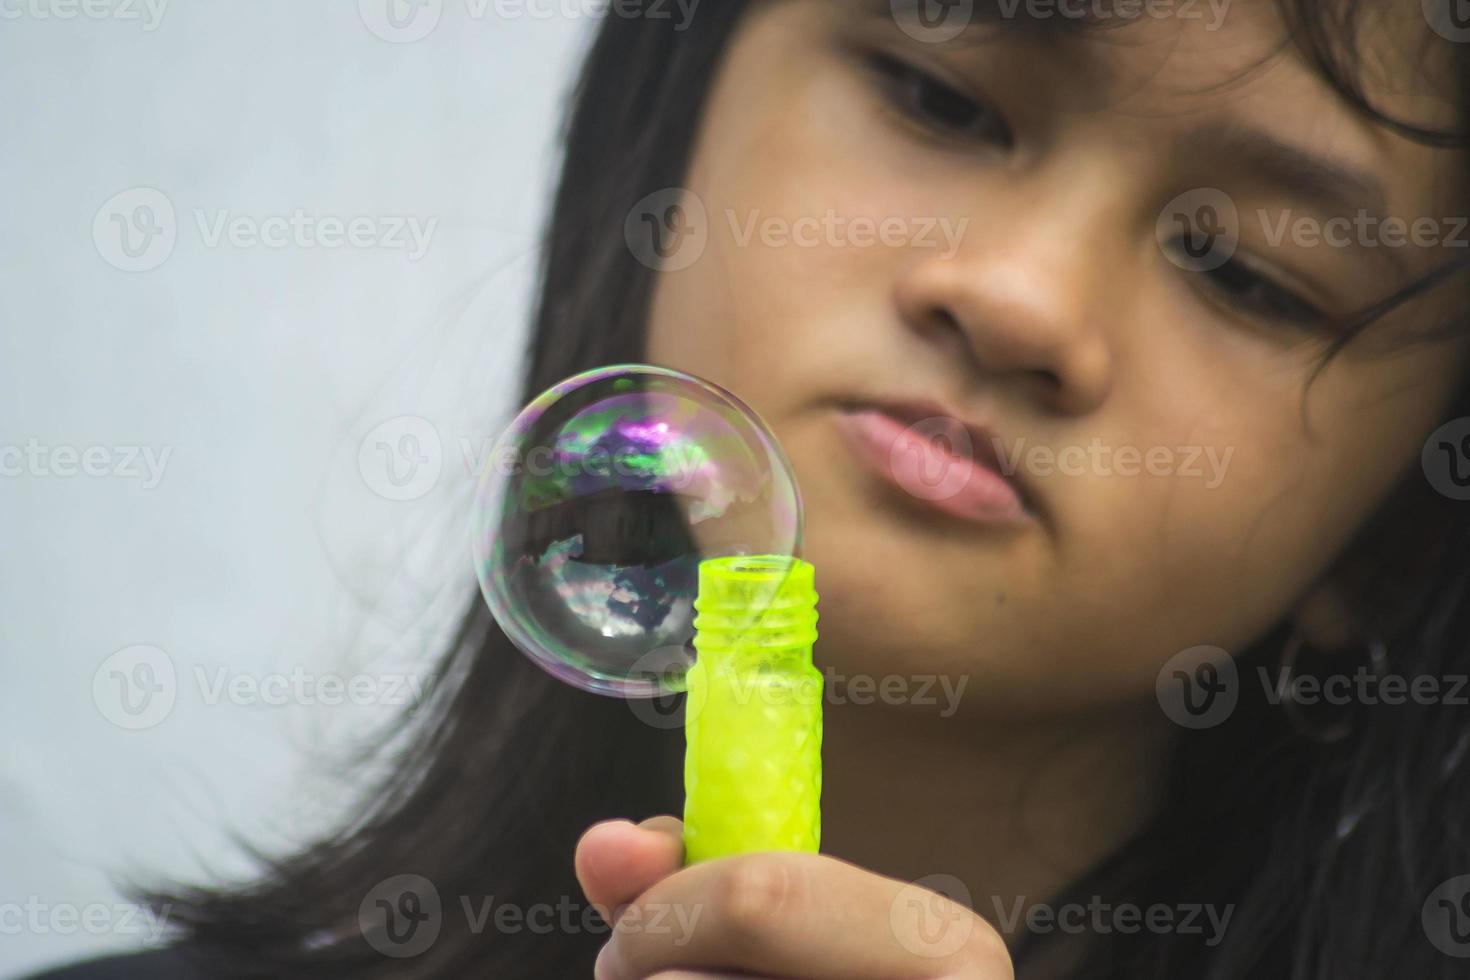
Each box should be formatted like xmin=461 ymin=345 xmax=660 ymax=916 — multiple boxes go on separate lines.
xmin=1187 ymin=120 xmax=1390 ymax=226
xmin=855 ymin=1 xmax=1395 ymax=232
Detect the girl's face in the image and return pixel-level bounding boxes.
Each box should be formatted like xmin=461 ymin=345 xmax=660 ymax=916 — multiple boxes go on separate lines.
xmin=646 ymin=0 xmax=1468 ymax=715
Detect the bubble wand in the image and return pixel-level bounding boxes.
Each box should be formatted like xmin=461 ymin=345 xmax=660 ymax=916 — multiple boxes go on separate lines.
xmin=472 ymin=365 xmax=822 ymax=863
xmin=683 ymin=554 xmax=820 ymax=861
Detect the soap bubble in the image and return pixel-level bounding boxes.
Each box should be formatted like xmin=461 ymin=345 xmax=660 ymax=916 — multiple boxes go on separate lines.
xmin=472 ymin=364 xmax=802 ymax=697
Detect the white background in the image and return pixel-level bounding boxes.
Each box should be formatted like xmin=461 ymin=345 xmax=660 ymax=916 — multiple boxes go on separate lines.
xmin=0 ymin=2 xmax=592 ymax=973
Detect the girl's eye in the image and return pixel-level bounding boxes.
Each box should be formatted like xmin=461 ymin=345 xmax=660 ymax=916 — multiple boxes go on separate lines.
xmin=1171 ymin=241 xmax=1330 ymax=331
xmin=863 ymin=51 xmax=1014 ymax=147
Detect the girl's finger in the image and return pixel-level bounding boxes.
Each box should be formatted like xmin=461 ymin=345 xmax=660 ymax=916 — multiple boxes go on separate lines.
xmin=595 ymin=851 xmax=1010 ymax=980
xmin=576 ymin=816 xmax=686 ymax=920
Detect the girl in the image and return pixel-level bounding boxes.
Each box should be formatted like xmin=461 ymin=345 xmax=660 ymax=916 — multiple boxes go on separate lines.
xmin=37 ymin=0 xmax=1470 ymax=976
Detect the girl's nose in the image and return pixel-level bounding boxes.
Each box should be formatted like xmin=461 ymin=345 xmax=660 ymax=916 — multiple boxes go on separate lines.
xmin=891 ymin=190 xmax=1119 ymax=417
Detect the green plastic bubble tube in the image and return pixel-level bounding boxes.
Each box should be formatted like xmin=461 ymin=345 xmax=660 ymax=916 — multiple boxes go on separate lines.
xmin=683 ymin=555 xmax=822 ymax=864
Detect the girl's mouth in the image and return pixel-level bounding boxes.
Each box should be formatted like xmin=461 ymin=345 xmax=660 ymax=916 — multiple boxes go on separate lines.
xmin=834 ymin=399 xmax=1033 ymax=527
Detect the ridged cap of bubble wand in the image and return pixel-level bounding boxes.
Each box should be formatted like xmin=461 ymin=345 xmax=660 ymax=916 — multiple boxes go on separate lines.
xmin=692 ymin=555 xmax=818 ymax=660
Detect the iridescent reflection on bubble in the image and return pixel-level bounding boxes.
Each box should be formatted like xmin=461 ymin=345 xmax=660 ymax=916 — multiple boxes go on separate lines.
xmin=472 ymin=365 xmax=802 ymax=697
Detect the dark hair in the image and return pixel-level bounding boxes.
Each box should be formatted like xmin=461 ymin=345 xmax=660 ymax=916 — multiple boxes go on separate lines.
xmin=143 ymin=2 xmax=1470 ymax=978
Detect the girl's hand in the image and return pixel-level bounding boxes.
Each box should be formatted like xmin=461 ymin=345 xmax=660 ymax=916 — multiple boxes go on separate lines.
xmin=575 ymin=817 xmax=1014 ymax=980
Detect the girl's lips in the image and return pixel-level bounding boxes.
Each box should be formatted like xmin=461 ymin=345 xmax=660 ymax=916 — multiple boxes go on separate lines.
xmin=835 ymin=406 xmax=1031 ymax=525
